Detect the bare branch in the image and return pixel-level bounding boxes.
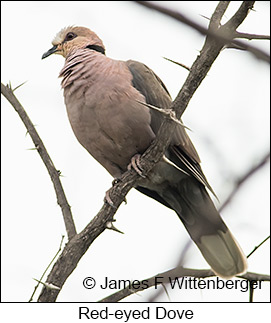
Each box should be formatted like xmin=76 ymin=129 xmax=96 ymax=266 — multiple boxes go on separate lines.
xmin=168 ymin=151 xmax=269 ymax=293
xmin=1 ymin=83 xmax=77 ymax=240
xmin=208 ymin=1 xmax=229 ymax=30
xmin=247 ymin=236 xmax=270 ymax=259
xmin=3 ymin=2 xmax=268 ymax=303
xmin=163 ymin=56 xmax=191 ymax=71
xmin=98 ymin=266 xmax=270 ymax=302
xmin=222 ymin=1 xmax=255 ymax=31
xmin=12 ymin=80 xmax=28 ymax=92
xmin=29 ymin=235 xmax=65 ymax=302
xmin=219 ymin=152 xmax=270 ymax=213
xmin=36 ymin=1 xmax=267 ymax=302
xmin=136 ymin=100 xmax=190 ymax=129
xmin=249 ymin=280 xmax=254 ymax=302
xmin=234 ymin=31 xmax=270 ymax=40
xmin=135 ymin=1 xmax=269 ymax=63
xmin=135 ymin=1 xmax=219 ymax=37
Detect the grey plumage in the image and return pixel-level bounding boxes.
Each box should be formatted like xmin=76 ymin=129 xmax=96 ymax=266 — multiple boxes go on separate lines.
xmin=42 ymin=26 xmax=247 ymax=278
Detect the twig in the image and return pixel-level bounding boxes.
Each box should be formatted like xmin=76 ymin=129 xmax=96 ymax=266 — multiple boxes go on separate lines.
xmin=247 ymin=236 xmax=270 ymax=259
xmin=1 ymin=83 xmax=77 ymax=241
xmin=147 ymin=238 xmax=192 ymax=302
xmin=219 ymin=152 xmax=270 ymax=213
xmin=29 ymin=235 xmax=65 ymax=302
xmin=208 ymin=1 xmax=229 ymax=30
xmin=222 ymin=2 xmax=254 ymax=31
xmin=32 ymin=279 xmax=61 ymax=291
xmin=136 ymin=100 xmax=191 ymax=129
xmin=225 ymin=31 xmax=270 ymax=51
xmin=12 ymin=80 xmax=28 ymax=92
xmin=234 ymin=31 xmax=270 ymax=40
xmin=172 ymin=153 xmax=270 ymax=286
xmin=3 ymin=2 xmax=267 ymax=303
xmin=135 ymin=1 xmax=269 ymax=63
xmin=163 ymin=57 xmax=191 ymax=71
xmin=249 ymin=281 xmax=254 ymax=302
xmin=98 ymin=266 xmax=270 ymax=302
xmin=98 ymin=267 xmax=213 ymax=302
xmin=37 ymin=0 xmax=264 ymax=302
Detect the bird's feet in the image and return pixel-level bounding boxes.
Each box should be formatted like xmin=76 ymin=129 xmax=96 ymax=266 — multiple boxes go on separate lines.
xmin=104 ymin=178 xmax=127 ymax=207
xmin=104 ymin=188 xmax=116 ymax=208
xmin=127 ymin=154 xmax=146 ymax=178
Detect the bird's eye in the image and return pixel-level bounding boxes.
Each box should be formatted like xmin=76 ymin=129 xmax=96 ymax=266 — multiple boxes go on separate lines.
xmin=64 ymin=32 xmax=77 ymax=42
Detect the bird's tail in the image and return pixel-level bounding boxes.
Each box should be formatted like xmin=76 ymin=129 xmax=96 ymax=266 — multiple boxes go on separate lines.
xmin=161 ymin=178 xmax=247 ymax=278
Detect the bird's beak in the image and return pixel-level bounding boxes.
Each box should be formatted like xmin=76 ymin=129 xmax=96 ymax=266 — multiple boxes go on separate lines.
xmin=42 ymin=45 xmax=58 ymax=59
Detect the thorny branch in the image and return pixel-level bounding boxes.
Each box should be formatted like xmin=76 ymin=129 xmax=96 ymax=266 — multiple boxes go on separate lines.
xmin=29 ymin=235 xmax=65 ymax=302
xmin=98 ymin=267 xmax=270 ymax=303
xmin=2 ymin=1 xmax=269 ymax=302
xmin=1 ymin=83 xmax=76 ymax=241
xmin=135 ymin=1 xmax=270 ymax=63
xmin=247 ymin=236 xmax=270 ymax=259
xmin=147 ymin=153 xmax=270 ymax=302
xmin=234 ymin=31 xmax=270 ymax=40
xmin=219 ymin=152 xmax=270 ymax=213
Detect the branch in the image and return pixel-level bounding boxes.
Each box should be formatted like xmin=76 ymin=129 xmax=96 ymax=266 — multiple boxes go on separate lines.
xmin=135 ymin=0 xmax=226 ymax=37
xmin=1 ymin=83 xmax=77 ymax=241
xmin=36 ymin=0 xmax=239 ymax=303
xmin=29 ymin=235 xmax=65 ymax=302
xmin=2 ymin=1 xmax=264 ymax=302
xmin=36 ymin=1 xmax=263 ymax=302
xmin=148 ymin=152 xmax=270 ymax=302
xmin=222 ymin=1 xmax=255 ymax=31
xmin=161 ymin=152 xmax=270 ymax=294
xmin=219 ymin=152 xmax=270 ymax=213
xmin=234 ymin=31 xmax=270 ymax=40
xmin=247 ymin=236 xmax=270 ymax=259
xmin=208 ymin=1 xmax=230 ymax=30
xmin=135 ymin=1 xmax=270 ymax=63
xmin=98 ymin=266 xmax=270 ymax=303
xmin=163 ymin=56 xmax=191 ymax=71
xmin=168 ymin=2 xmax=255 ymax=120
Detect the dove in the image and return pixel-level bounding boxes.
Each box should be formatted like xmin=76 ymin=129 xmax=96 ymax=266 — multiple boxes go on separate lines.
xmin=42 ymin=26 xmax=247 ymax=278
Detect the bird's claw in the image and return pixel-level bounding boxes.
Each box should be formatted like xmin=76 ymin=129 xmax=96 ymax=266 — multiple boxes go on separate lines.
xmin=127 ymin=154 xmax=146 ymax=178
xmin=104 ymin=178 xmax=127 ymax=207
xmin=104 ymin=189 xmax=117 ymax=208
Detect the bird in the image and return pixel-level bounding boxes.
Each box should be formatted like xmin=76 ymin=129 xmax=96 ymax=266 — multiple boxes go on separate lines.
xmin=42 ymin=26 xmax=247 ymax=278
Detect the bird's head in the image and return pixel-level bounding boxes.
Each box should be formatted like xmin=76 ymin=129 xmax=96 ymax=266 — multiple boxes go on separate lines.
xmin=42 ymin=26 xmax=105 ymax=59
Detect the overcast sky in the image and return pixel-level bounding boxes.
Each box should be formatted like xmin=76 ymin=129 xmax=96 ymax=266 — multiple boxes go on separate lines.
xmin=1 ymin=0 xmax=270 ymax=313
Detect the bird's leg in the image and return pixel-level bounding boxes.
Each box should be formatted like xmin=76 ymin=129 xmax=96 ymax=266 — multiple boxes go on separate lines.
xmin=127 ymin=154 xmax=146 ymax=178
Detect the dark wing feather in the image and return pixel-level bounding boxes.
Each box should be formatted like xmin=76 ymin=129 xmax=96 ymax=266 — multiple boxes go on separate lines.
xmin=126 ymin=60 xmax=171 ymax=135
xmin=126 ymin=60 xmax=216 ymax=197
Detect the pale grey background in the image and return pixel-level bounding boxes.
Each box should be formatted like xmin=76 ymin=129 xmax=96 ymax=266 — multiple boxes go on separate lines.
xmin=1 ymin=1 xmax=270 ymax=303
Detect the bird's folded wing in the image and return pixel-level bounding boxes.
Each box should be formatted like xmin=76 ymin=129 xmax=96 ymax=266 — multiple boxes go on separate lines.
xmin=126 ymin=60 xmax=216 ymax=196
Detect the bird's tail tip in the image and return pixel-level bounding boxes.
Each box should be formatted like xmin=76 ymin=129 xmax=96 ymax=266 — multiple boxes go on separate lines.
xmin=198 ymin=229 xmax=248 ymax=279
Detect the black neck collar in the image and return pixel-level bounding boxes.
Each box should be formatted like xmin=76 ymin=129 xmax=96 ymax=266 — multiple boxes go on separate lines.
xmin=86 ymin=44 xmax=105 ymax=55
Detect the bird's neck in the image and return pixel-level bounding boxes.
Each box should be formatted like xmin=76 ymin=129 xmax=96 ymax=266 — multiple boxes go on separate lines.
xmin=59 ymin=48 xmax=133 ymax=98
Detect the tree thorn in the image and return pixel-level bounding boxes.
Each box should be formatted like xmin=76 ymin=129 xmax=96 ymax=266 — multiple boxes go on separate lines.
xmin=106 ymin=220 xmax=124 ymax=234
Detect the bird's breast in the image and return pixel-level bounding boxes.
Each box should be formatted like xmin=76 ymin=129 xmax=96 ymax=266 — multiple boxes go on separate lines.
xmin=62 ymin=56 xmax=155 ymax=176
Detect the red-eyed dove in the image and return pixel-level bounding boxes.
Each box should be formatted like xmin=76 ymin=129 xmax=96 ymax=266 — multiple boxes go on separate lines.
xmin=42 ymin=26 xmax=247 ymax=278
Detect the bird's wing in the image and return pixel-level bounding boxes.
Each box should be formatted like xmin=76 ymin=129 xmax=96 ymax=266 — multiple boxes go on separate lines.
xmin=126 ymin=60 xmax=216 ymax=196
